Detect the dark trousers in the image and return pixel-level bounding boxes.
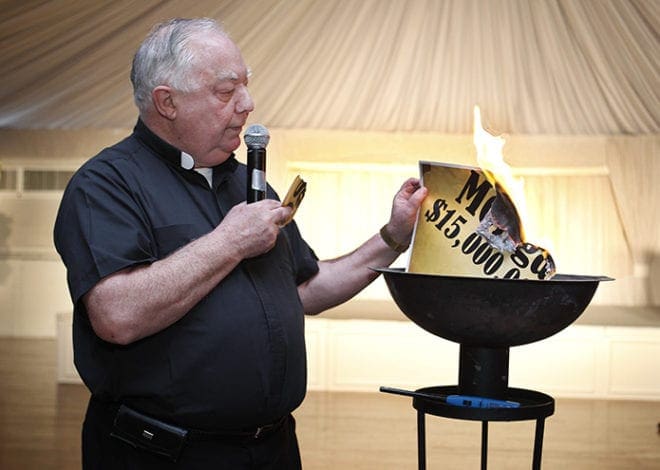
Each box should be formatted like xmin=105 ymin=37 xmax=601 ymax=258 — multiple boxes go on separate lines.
xmin=82 ymin=398 xmax=303 ymax=470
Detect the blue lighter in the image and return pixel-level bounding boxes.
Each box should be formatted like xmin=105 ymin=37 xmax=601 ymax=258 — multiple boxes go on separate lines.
xmin=446 ymin=395 xmax=520 ymax=408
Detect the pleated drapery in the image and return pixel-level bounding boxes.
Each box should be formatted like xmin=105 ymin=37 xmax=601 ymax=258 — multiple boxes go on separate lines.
xmin=0 ymin=0 xmax=657 ymax=134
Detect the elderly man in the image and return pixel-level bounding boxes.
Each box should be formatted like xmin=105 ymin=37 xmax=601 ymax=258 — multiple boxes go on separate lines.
xmin=54 ymin=17 xmax=426 ymax=469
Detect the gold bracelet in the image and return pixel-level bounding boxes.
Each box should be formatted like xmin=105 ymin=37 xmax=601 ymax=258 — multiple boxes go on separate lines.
xmin=379 ymin=224 xmax=409 ymax=253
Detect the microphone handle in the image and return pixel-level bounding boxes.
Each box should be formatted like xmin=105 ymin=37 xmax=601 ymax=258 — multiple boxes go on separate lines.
xmin=247 ymin=147 xmax=266 ymax=203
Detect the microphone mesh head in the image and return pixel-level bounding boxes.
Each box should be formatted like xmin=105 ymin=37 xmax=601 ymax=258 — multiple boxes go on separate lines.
xmin=244 ymin=124 xmax=270 ymax=149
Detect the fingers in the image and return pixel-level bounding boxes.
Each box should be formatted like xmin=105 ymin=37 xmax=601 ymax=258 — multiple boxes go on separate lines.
xmin=384 ymin=178 xmax=428 ymax=241
xmin=396 ymin=178 xmax=427 ymax=207
xmin=409 ymin=184 xmax=428 ymax=206
xmin=401 ymin=177 xmax=420 ymax=192
xmin=252 ymin=200 xmax=293 ymax=225
xmin=272 ymin=205 xmax=293 ymax=227
xmin=213 ymin=199 xmax=285 ymax=259
xmin=236 ymin=200 xmax=292 ymax=224
xmin=397 ymin=178 xmax=424 ymax=200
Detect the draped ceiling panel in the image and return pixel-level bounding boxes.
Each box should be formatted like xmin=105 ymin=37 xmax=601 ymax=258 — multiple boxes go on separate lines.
xmin=0 ymin=0 xmax=658 ymax=133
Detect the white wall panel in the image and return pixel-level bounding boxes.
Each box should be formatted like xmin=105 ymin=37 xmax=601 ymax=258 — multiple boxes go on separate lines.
xmin=510 ymin=326 xmax=606 ymax=396
xmin=56 ymin=312 xmax=79 ymax=383
xmin=304 ymin=318 xmax=327 ymax=391
xmin=325 ymin=319 xmax=458 ymax=391
xmin=55 ymin=314 xmax=660 ymax=401
xmin=0 ymin=258 xmax=70 ymax=337
xmin=607 ymin=327 xmax=660 ymax=398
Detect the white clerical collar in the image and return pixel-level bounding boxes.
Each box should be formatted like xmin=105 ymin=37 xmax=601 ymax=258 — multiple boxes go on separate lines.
xmin=180 ymin=151 xmax=195 ymax=170
xmin=180 ymin=151 xmax=212 ymax=188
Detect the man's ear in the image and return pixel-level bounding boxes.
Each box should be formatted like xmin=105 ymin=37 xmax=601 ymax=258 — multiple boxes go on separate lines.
xmin=152 ymin=86 xmax=177 ymax=120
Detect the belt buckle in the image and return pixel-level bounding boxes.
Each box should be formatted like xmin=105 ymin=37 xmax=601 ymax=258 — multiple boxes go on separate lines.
xmin=253 ymin=416 xmax=285 ymax=439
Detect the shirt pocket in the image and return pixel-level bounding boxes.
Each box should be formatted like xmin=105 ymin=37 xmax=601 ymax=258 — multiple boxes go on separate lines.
xmin=152 ymin=224 xmax=198 ymax=257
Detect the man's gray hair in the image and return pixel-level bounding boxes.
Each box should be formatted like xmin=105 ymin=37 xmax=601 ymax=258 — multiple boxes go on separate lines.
xmin=130 ymin=18 xmax=226 ymax=113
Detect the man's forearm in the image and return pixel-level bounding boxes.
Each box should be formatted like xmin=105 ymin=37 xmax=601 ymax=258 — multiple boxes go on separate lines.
xmin=83 ymin=199 xmax=291 ymax=345
xmin=83 ymin=227 xmax=241 ymax=345
xmin=298 ymin=178 xmax=426 ymax=315
xmin=298 ymin=232 xmax=400 ymax=315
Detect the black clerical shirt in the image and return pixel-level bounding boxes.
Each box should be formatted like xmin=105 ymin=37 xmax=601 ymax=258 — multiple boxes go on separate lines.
xmin=54 ymin=120 xmax=319 ymax=431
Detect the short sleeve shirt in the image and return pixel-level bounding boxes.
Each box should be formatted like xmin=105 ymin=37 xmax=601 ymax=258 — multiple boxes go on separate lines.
xmin=54 ymin=120 xmax=319 ymax=430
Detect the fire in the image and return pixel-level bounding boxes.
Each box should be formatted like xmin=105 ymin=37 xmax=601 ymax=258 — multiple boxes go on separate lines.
xmin=473 ymin=105 xmax=527 ymax=247
xmin=471 ymin=106 xmax=556 ymax=278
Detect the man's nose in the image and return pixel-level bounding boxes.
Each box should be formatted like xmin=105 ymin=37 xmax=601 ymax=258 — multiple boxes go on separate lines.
xmin=236 ymin=86 xmax=254 ymax=114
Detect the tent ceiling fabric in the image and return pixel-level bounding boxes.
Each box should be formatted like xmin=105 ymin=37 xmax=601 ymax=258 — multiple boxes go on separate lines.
xmin=0 ymin=0 xmax=658 ymax=134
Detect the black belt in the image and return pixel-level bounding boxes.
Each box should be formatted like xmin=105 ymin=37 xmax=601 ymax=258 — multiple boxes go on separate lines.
xmin=89 ymin=398 xmax=290 ymax=462
xmin=187 ymin=415 xmax=288 ymax=441
xmin=91 ymin=397 xmax=288 ymax=443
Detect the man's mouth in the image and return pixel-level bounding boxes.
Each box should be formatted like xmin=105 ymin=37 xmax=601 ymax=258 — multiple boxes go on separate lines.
xmin=227 ymin=123 xmax=245 ymax=134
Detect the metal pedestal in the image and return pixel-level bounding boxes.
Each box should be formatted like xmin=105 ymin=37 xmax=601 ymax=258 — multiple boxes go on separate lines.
xmin=410 ymin=386 xmax=554 ymax=470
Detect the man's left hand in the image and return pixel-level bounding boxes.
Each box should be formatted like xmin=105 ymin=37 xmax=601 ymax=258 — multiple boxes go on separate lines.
xmin=384 ymin=178 xmax=428 ymax=247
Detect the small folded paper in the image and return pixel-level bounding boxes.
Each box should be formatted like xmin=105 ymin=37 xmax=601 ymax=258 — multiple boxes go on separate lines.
xmin=281 ymin=175 xmax=307 ymax=226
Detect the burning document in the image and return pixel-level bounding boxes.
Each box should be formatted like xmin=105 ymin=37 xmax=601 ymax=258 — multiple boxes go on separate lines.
xmin=473 ymin=106 xmax=527 ymax=254
xmin=407 ymin=108 xmax=555 ymax=280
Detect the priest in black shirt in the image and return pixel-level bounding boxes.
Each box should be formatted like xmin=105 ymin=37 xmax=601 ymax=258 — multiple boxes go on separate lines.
xmin=54 ymin=17 xmax=427 ymax=470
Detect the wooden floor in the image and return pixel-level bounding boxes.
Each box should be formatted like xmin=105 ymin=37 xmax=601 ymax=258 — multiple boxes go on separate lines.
xmin=1 ymin=338 xmax=659 ymax=469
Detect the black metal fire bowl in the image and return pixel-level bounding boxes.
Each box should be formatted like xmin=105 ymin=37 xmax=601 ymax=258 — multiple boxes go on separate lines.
xmin=375 ymin=267 xmax=612 ymax=348
xmin=376 ymin=267 xmax=612 ymax=399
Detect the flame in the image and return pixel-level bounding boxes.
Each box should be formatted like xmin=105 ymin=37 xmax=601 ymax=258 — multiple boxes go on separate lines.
xmin=472 ymin=105 xmax=528 ymax=242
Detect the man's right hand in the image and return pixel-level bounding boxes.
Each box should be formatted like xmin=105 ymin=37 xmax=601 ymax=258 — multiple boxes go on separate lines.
xmin=216 ymin=200 xmax=293 ymax=259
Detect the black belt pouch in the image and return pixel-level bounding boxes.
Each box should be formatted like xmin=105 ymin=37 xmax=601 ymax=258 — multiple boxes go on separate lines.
xmin=111 ymin=404 xmax=188 ymax=462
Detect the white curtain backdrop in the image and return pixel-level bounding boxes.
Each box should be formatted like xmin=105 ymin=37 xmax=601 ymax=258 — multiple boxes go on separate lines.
xmin=0 ymin=0 xmax=657 ymax=133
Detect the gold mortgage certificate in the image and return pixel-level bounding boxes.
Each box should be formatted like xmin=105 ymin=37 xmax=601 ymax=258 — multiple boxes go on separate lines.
xmin=407 ymin=161 xmax=554 ymax=280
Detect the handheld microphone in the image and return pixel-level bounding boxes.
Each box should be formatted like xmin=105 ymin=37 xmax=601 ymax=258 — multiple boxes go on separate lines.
xmin=244 ymin=124 xmax=270 ymax=203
